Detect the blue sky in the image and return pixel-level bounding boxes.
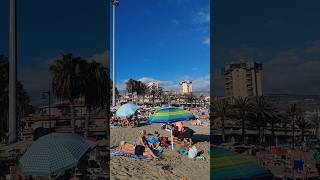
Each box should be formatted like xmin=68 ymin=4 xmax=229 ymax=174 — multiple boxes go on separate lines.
xmin=0 ymin=0 xmax=108 ymax=106
xmin=213 ymin=0 xmax=320 ymax=95
xmin=110 ymin=0 xmax=210 ymax=91
xmin=0 ymin=0 xmax=209 ymax=106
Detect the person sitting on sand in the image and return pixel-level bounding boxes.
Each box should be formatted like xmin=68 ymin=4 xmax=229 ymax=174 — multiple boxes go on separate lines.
xmin=172 ymin=122 xmax=194 ymax=147
xmin=119 ymin=130 xmax=159 ymax=160
xmin=148 ymin=131 xmax=161 ymax=150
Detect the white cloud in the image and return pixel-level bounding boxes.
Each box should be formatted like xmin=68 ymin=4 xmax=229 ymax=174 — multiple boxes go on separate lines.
xmin=189 ymin=74 xmax=210 ymax=92
xmin=192 ymin=8 xmax=210 ymax=24
xmin=118 ymin=74 xmax=210 ymax=92
xmin=203 ymin=37 xmax=210 ymax=46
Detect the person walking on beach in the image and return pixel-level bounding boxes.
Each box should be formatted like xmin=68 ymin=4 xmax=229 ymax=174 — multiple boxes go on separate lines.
xmin=313 ymin=145 xmax=320 ymax=176
xmin=292 ymin=146 xmax=304 ymax=176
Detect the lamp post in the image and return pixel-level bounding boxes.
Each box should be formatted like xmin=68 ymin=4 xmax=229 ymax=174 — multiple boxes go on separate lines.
xmin=42 ymin=91 xmax=51 ymax=128
xmin=8 ymin=0 xmax=17 ymax=144
xmin=112 ymin=0 xmax=119 ymax=107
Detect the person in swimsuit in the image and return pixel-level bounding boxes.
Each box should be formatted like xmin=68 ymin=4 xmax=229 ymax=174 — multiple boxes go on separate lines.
xmin=119 ymin=130 xmax=158 ymax=160
xmin=292 ymin=146 xmax=304 ymax=175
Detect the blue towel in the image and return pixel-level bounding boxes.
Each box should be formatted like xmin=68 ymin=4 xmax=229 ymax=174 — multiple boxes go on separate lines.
xmin=111 ymin=149 xmax=163 ymax=161
xmin=111 ymin=151 xmax=150 ymax=161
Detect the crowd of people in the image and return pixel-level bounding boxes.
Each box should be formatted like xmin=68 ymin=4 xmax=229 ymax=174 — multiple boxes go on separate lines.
xmin=118 ymin=122 xmax=196 ymax=160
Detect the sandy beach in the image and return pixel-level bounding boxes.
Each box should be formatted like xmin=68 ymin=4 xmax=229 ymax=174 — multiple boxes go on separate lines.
xmin=110 ymin=123 xmax=210 ymax=180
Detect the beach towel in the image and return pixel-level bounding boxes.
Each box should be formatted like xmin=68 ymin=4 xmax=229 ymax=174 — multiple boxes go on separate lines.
xmin=111 ymin=151 xmax=150 ymax=161
xmin=111 ymin=149 xmax=163 ymax=161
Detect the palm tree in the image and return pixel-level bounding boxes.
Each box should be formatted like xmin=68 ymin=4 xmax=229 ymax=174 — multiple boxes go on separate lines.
xmin=268 ymin=112 xmax=281 ymax=146
xmin=233 ymin=97 xmax=252 ymax=144
xmin=125 ymin=78 xmax=137 ymax=102
xmin=148 ymin=84 xmax=158 ymax=107
xmin=50 ymin=54 xmax=83 ymax=133
xmin=296 ymin=112 xmax=311 ymax=143
xmin=212 ymin=99 xmax=230 ymax=143
xmin=252 ymin=96 xmax=274 ymax=145
xmin=0 ymin=55 xmax=32 ymax=142
xmin=287 ymin=103 xmax=298 ymax=147
xmin=185 ymin=93 xmax=195 ymax=107
xmin=199 ymin=94 xmax=205 ymax=106
xmin=136 ymin=81 xmax=148 ymax=104
xmin=0 ymin=55 xmax=8 ymax=142
xmin=311 ymin=113 xmax=320 ymax=140
xmin=80 ymin=61 xmax=108 ymax=137
xmin=279 ymin=111 xmax=290 ymax=143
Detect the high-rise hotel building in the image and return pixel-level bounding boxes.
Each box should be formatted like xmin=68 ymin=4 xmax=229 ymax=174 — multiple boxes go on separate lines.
xmin=179 ymin=80 xmax=192 ymax=94
xmin=223 ymin=60 xmax=262 ymax=99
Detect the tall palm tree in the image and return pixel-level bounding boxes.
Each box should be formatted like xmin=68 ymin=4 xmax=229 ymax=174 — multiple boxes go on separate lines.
xmin=287 ymin=103 xmax=298 ymax=147
xmin=268 ymin=112 xmax=281 ymax=146
xmin=136 ymin=81 xmax=148 ymax=104
xmin=212 ymin=99 xmax=230 ymax=143
xmin=157 ymin=88 xmax=165 ymax=105
xmin=199 ymin=94 xmax=205 ymax=106
xmin=0 ymin=55 xmax=32 ymax=142
xmin=125 ymin=78 xmax=137 ymax=102
xmin=311 ymin=113 xmax=320 ymax=140
xmin=80 ymin=61 xmax=108 ymax=137
xmin=50 ymin=54 xmax=83 ymax=133
xmin=252 ymin=96 xmax=274 ymax=145
xmin=148 ymin=84 xmax=158 ymax=107
xmin=296 ymin=112 xmax=311 ymax=143
xmin=279 ymin=111 xmax=290 ymax=143
xmin=233 ymin=97 xmax=252 ymax=144
xmin=185 ymin=93 xmax=195 ymax=107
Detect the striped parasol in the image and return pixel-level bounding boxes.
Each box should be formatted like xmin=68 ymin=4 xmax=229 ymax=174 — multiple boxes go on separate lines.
xmin=19 ymin=133 xmax=90 ymax=176
xmin=147 ymin=107 xmax=195 ymax=124
xmin=211 ymin=146 xmax=274 ymax=179
xmin=147 ymin=107 xmax=195 ymax=150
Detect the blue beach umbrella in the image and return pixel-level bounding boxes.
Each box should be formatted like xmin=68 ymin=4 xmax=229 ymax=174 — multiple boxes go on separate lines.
xmin=19 ymin=133 xmax=90 ymax=176
xmin=147 ymin=107 xmax=195 ymax=150
xmin=116 ymin=103 xmax=138 ymax=119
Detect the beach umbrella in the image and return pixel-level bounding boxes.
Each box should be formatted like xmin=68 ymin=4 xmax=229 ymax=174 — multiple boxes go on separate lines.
xmin=116 ymin=103 xmax=138 ymax=119
xmin=211 ymin=146 xmax=274 ymax=179
xmin=19 ymin=133 xmax=90 ymax=176
xmin=147 ymin=107 xmax=195 ymax=150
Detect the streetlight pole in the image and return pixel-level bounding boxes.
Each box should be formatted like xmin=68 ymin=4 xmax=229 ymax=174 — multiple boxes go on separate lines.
xmin=8 ymin=0 xmax=17 ymax=144
xmin=112 ymin=0 xmax=119 ymax=107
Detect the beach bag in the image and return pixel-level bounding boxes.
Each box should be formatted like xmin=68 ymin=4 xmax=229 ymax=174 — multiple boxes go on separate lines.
xmin=188 ymin=146 xmax=198 ymax=159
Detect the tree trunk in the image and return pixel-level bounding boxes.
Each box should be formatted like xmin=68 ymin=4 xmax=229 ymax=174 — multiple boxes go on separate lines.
xmin=258 ymin=126 xmax=262 ymax=145
xmin=241 ymin=114 xmax=246 ymax=144
xmin=70 ymin=100 xmax=76 ymax=133
xmin=152 ymin=94 xmax=155 ymax=107
xmin=301 ymin=128 xmax=305 ymax=142
xmin=271 ymin=122 xmax=275 ymax=146
xmin=292 ymin=117 xmax=295 ymax=148
xmin=222 ymin=116 xmax=225 ymax=143
xmin=85 ymin=107 xmax=91 ymax=137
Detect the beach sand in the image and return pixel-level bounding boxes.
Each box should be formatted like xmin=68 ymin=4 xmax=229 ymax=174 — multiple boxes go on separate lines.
xmin=110 ymin=123 xmax=210 ymax=180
